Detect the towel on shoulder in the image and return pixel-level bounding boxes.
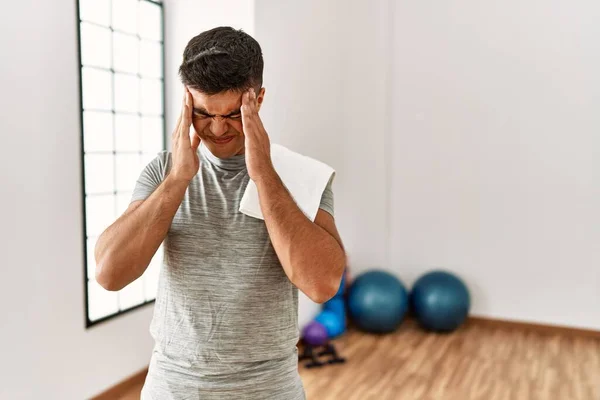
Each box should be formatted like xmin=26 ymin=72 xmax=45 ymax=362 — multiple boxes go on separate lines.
xmin=239 ymin=144 xmax=335 ymax=222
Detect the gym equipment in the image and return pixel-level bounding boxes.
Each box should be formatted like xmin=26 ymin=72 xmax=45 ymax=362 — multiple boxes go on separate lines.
xmin=323 ymin=297 xmax=345 ymax=317
xmin=315 ymin=309 xmax=345 ymax=338
xmin=347 ymin=270 xmax=408 ymax=333
xmin=334 ymin=272 xmax=347 ymax=297
xmin=302 ymin=320 xmax=328 ymax=346
xmin=299 ymin=321 xmax=345 ymax=368
xmin=410 ymin=270 xmax=470 ymax=332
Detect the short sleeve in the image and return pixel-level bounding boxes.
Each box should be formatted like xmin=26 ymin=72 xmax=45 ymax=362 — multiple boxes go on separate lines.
xmin=130 ymin=151 xmax=171 ymax=203
xmin=318 ymin=173 xmax=335 ymax=217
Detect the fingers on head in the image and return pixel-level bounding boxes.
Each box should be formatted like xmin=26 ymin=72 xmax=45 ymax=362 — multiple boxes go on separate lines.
xmin=241 ymin=102 xmax=253 ymax=117
xmin=242 ymin=92 xmax=257 ymax=115
xmin=182 ymin=88 xmax=192 ymax=115
xmin=172 ymin=117 xmax=181 ymax=140
xmin=182 ymin=98 xmax=192 ymax=126
xmin=182 ymin=88 xmax=187 ymax=109
xmin=182 ymin=106 xmax=191 ymax=125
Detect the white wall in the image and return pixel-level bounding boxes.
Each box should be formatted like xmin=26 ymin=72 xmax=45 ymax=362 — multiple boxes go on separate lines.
xmin=390 ymin=2 xmax=600 ymax=330
xmin=255 ymin=1 xmax=599 ymax=331
xmin=254 ymin=0 xmax=391 ymax=327
xmin=0 ymin=1 xmax=154 ymax=399
xmin=2 ymin=1 xmax=596 ymax=397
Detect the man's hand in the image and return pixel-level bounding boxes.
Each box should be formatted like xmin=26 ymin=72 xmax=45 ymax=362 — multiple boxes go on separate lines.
xmin=243 ymin=87 xmax=346 ymax=302
xmin=170 ymin=87 xmax=201 ymax=183
xmin=241 ymin=88 xmax=276 ymax=183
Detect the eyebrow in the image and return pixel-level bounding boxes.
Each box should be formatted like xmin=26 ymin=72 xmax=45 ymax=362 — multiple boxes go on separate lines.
xmin=193 ymin=107 xmax=241 ymax=117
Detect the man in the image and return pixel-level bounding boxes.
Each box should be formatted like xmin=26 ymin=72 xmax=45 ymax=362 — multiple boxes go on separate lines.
xmin=94 ymin=27 xmax=346 ymax=399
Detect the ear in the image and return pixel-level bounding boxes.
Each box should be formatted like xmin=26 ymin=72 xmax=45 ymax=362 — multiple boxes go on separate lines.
xmin=256 ymin=87 xmax=266 ymax=111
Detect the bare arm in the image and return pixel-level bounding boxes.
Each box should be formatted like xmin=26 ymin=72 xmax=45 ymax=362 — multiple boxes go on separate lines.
xmin=94 ymin=175 xmax=191 ymax=291
xmin=240 ymin=88 xmax=346 ymax=303
xmin=95 ymin=87 xmax=200 ymax=291
xmin=257 ymin=173 xmax=346 ymax=304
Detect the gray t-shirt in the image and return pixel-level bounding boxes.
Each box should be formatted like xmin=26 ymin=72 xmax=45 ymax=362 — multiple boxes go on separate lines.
xmin=134 ymin=143 xmax=334 ymax=400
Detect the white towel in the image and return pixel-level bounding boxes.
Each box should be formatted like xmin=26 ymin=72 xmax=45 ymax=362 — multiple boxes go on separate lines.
xmin=239 ymin=144 xmax=335 ymax=221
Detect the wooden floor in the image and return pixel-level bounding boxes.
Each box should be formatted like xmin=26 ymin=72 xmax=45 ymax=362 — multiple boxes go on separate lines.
xmin=300 ymin=319 xmax=600 ymax=400
xmin=116 ymin=319 xmax=600 ymax=400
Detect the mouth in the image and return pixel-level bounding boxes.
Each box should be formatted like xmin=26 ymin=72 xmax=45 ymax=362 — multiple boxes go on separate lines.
xmin=210 ymin=136 xmax=235 ymax=145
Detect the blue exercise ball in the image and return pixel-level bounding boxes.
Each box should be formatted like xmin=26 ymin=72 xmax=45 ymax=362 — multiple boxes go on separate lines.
xmin=348 ymin=270 xmax=408 ymax=333
xmin=410 ymin=270 xmax=470 ymax=332
xmin=323 ymin=297 xmax=346 ymax=319
xmin=315 ymin=310 xmax=345 ymax=338
xmin=334 ymin=272 xmax=347 ymax=298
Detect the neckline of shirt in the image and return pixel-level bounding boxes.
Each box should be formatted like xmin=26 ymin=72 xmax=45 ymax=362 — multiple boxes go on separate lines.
xmin=200 ymin=142 xmax=247 ymax=172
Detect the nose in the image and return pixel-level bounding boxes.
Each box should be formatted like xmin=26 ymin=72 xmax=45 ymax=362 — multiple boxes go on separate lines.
xmin=210 ymin=118 xmax=228 ymax=137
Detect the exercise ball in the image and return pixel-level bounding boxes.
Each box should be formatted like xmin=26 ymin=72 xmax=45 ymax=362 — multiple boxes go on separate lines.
xmin=334 ymin=272 xmax=347 ymax=298
xmin=323 ymin=297 xmax=346 ymax=318
xmin=315 ymin=310 xmax=346 ymax=338
xmin=347 ymin=270 xmax=408 ymax=333
xmin=302 ymin=321 xmax=328 ymax=346
xmin=410 ymin=270 xmax=470 ymax=332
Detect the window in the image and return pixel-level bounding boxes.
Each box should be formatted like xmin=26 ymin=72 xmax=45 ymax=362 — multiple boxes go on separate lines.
xmin=76 ymin=0 xmax=165 ymax=327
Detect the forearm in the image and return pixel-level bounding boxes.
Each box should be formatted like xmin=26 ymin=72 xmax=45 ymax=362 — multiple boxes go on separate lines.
xmin=256 ymin=173 xmax=346 ymax=303
xmin=95 ymin=175 xmax=189 ymax=291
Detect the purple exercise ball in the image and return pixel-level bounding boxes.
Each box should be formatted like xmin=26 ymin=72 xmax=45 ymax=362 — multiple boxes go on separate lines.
xmin=302 ymin=321 xmax=328 ymax=346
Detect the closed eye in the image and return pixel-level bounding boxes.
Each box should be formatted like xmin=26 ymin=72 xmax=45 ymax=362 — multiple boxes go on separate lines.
xmin=192 ymin=110 xmax=210 ymax=119
xmin=192 ymin=108 xmax=242 ymax=121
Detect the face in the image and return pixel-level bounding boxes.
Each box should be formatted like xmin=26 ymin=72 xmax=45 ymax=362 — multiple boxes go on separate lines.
xmin=188 ymin=87 xmax=265 ymax=159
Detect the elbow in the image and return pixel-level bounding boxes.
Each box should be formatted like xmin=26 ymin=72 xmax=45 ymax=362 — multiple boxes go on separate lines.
xmin=94 ymin=243 xmax=116 ymax=291
xmin=307 ymin=286 xmax=337 ymax=304
xmin=294 ymin=248 xmax=347 ymax=304
xmin=304 ymin=268 xmax=345 ymax=305
xmin=95 ymin=259 xmax=123 ymax=292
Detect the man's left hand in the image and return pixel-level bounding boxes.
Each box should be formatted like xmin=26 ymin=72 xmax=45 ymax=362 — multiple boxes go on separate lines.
xmin=241 ymin=88 xmax=276 ymax=183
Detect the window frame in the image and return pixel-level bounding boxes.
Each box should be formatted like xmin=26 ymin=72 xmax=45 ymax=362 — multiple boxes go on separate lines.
xmin=75 ymin=0 xmax=167 ymax=328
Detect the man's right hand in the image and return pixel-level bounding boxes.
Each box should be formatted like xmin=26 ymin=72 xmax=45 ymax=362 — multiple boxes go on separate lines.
xmin=170 ymin=87 xmax=201 ymax=183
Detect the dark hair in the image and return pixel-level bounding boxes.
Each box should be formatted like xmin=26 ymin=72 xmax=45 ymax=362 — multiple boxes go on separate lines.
xmin=178 ymin=26 xmax=263 ymax=95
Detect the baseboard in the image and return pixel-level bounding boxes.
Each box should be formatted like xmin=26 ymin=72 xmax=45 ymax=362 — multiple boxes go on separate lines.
xmin=90 ymin=367 xmax=148 ymax=400
xmin=467 ymin=315 xmax=600 ymax=339
xmin=337 ymin=316 xmax=600 ymax=340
